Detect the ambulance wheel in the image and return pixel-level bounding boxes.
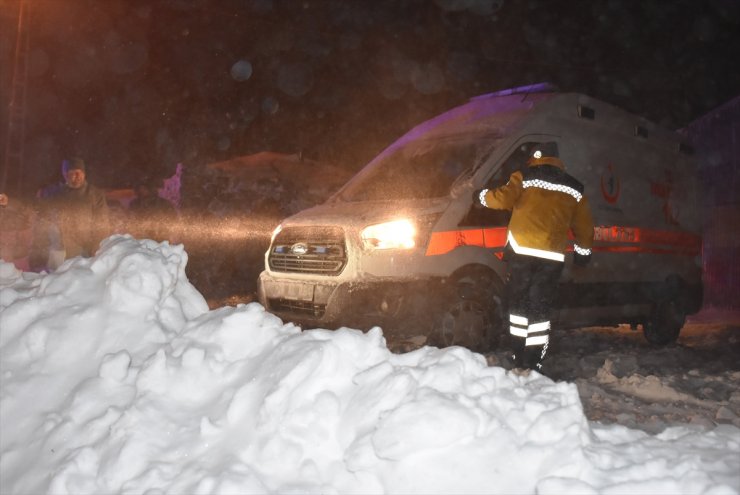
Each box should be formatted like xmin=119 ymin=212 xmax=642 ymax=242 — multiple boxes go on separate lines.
xmin=429 ymin=267 xmax=504 ymax=352
xmin=643 ymin=299 xmax=685 ymax=346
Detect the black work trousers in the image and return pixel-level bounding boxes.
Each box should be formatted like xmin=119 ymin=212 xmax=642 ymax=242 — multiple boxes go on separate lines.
xmin=505 ymin=251 xmax=564 ymax=370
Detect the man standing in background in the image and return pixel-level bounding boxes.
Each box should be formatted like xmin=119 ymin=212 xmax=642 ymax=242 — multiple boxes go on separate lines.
xmin=30 ymin=158 xmax=110 ymax=271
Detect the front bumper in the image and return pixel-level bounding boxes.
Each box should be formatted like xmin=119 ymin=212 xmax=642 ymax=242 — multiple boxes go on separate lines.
xmin=257 ymin=271 xmax=443 ymax=331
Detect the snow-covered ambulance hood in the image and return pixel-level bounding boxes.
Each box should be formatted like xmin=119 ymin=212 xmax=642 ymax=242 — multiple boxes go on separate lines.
xmin=280 ymin=196 xmax=451 ymax=231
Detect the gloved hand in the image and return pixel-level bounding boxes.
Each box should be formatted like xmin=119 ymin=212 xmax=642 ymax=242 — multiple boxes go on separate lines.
xmin=573 ymin=251 xmax=591 ymax=267
xmin=473 ymin=188 xmax=488 ymax=208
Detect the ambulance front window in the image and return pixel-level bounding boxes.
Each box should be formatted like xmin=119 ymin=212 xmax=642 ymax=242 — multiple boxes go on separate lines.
xmin=337 ymin=136 xmax=497 ymax=201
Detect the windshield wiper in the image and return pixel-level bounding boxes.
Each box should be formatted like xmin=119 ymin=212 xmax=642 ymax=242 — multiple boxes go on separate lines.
xmin=450 ymin=166 xmax=474 ymax=191
xmin=470 ymin=141 xmax=498 ymax=176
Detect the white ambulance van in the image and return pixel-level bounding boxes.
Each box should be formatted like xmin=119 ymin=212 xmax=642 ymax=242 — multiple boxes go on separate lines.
xmin=257 ymin=84 xmax=703 ymax=350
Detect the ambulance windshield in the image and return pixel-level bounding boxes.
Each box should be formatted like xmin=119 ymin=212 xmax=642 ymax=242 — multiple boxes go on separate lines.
xmin=337 ymin=135 xmax=499 ymax=201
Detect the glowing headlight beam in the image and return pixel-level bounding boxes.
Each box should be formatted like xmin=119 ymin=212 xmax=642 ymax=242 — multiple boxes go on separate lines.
xmin=270 ymin=224 xmax=283 ymax=242
xmin=361 ymin=219 xmax=416 ymax=250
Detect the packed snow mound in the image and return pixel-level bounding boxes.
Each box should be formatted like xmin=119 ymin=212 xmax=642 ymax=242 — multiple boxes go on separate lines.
xmin=1 ymin=236 xmax=738 ymax=494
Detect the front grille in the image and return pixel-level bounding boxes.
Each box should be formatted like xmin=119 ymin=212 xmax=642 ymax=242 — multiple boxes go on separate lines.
xmin=269 ymin=298 xmax=327 ymax=317
xmin=268 ymin=226 xmax=347 ymax=275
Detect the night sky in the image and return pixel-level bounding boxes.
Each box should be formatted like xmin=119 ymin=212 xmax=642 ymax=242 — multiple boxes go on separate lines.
xmin=2 ymin=0 xmax=739 ymax=195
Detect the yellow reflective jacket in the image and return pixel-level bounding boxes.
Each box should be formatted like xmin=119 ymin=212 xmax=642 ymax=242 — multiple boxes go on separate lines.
xmin=480 ymin=157 xmax=594 ymax=262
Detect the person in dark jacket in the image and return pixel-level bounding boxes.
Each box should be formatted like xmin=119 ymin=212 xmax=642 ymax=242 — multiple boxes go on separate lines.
xmin=476 ymin=142 xmax=594 ymax=373
xmin=30 ymin=158 xmax=110 ymax=271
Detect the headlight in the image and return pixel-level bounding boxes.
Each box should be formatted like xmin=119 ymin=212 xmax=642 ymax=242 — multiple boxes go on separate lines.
xmin=361 ymin=219 xmax=416 ymax=250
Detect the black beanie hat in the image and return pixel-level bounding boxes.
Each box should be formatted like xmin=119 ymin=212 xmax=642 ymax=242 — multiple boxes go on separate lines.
xmin=531 ymin=142 xmax=559 ymax=159
xmin=62 ymin=157 xmax=86 ymax=173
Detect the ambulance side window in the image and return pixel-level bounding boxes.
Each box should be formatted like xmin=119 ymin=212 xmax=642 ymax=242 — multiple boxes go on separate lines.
xmin=460 ymin=142 xmax=537 ymax=227
xmin=486 ymin=142 xmax=535 ymax=188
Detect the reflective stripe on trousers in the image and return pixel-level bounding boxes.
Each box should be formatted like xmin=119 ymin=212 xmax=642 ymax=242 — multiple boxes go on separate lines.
xmin=509 ymin=314 xmax=550 ymax=347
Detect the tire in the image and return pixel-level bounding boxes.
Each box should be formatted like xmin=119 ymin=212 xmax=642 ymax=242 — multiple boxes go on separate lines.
xmin=428 ymin=268 xmax=504 ymax=352
xmin=643 ymin=298 xmax=685 ymax=346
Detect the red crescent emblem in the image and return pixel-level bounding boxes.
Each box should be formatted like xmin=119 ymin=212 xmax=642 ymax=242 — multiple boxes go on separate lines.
xmin=600 ymin=163 xmax=621 ymax=204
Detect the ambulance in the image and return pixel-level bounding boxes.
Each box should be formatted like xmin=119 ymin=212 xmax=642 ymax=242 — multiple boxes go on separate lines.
xmin=257 ymin=83 xmax=703 ymax=350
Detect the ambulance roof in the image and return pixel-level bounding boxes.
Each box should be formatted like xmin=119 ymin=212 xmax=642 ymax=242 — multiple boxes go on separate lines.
xmin=388 ymin=86 xmax=556 ymax=150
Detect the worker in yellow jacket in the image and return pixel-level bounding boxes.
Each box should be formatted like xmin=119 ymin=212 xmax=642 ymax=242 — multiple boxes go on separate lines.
xmin=476 ymin=142 xmax=594 ymax=372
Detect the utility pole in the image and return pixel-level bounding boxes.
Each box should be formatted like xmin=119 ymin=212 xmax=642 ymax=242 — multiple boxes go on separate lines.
xmin=1 ymin=0 xmax=30 ymax=196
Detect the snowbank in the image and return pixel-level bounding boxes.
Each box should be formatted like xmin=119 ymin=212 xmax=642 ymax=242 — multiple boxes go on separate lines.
xmin=1 ymin=236 xmax=738 ymax=494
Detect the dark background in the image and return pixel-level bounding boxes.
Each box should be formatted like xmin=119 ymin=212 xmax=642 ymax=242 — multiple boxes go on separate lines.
xmin=2 ymin=0 xmax=740 ymax=195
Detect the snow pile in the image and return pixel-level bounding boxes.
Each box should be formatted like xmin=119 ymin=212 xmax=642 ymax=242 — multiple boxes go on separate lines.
xmin=1 ymin=236 xmax=739 ymax=494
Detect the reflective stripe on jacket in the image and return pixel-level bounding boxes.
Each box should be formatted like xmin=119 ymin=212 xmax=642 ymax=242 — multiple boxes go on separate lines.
xmin=480 ymin=158 xmax=594 ymax=262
